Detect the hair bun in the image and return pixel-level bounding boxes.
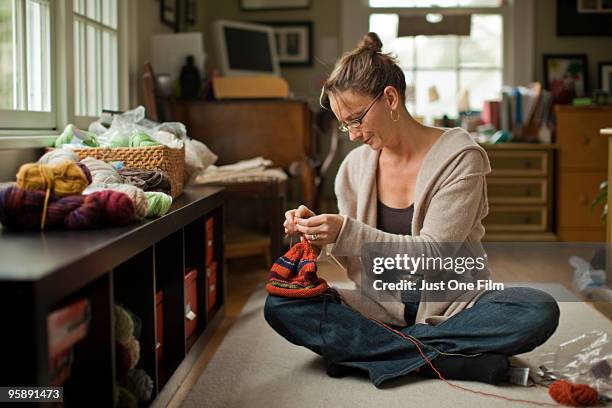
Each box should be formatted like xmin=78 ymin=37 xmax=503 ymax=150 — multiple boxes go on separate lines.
xmin=357 ymin=32 xmax=383 ymax=53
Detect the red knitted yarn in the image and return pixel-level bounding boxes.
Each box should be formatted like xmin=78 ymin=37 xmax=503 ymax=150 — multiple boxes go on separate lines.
xmin=0 ymin=186 xmax=136 ymax=230
xmin=266 ymin=240 xmax=328 ymax=298
xmin=548 ymin=380 xmax=599 ymax=406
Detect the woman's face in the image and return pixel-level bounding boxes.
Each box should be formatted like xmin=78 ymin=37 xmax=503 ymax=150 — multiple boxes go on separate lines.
xmin=328 ymin=88 xmax=395 ymax=150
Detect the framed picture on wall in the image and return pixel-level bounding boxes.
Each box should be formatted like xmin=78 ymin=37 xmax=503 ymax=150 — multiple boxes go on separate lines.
xmin=558 ymin=0 xmax=612 ymax=35
xmin=543 ymin=54 xmax=589 ymax=104
xmin=263 ymin=21 xmax=313 ymax=67
xmin=600 ymin=62 xmax=612 ymax=93
xmin=161 ymin=0 xmax=180 ymax=32
xmin=240 ymin=0 xmax=310 ymax=11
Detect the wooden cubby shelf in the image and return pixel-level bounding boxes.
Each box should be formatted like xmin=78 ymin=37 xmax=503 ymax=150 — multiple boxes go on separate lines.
xmin=0 ymin=186 xmax=225 ymax=407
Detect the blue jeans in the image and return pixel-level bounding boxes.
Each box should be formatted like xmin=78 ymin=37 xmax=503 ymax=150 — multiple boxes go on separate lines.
xmin=264 ymin=287 xmax=560 ymax=387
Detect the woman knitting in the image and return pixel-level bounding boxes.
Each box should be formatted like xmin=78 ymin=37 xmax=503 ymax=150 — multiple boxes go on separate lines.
xmin=264 ymin=32 xmax=560 ymax=387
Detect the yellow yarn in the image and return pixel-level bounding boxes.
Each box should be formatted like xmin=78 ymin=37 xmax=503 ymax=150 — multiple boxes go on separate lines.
xmin=125 ymin=336 xmax=140 ymax=369
xmin=16 ymin=161 xmax=89 ymax=197
xmin=114 ymin=305 xmax=134 ymax=345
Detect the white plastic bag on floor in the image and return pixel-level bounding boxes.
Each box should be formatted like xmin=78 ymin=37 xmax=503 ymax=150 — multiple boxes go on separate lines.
xmin=539 ymin=330 xmax=612 ymax=399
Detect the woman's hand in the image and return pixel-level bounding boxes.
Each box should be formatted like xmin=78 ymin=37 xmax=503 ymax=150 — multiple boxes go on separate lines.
xmin=295 ymin=214 xmax=344 ymax=246
xmin=284 ymin=205 xmax=316 ymax=237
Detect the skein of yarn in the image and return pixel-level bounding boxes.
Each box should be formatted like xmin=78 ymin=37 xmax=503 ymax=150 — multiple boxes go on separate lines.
xmin=117 ymin=386 xmax=138 ymax=408
xmin=125 ymin=337 xmax=140 ymax=370
xmin=16 ymin=162 xmax=90 ymax=197
xmin=145 ymin=192 xmax=172 ymax=217
xmin=129 ymin=131 xmax=160 ymax=147
xmin=84 ymin=184 xmax=147 ymax=220
xmin=0 ymin=186 xmax=136 ymax=230
xmin=548 ymin=380 xmax=600 ymax=406
xmin=75 ymin=162 xmax=92 ymax=184
xmin=115 ymin=342 xmax=132 ymax=384
xmin=119 ymin=168 xmax=171 ymax=194
xmin=38 ymin=148 xmax=79 ymax=165
xmin=126 ymin=369 xmax=154 ymax=402
xmin=114 ymin=305 xmax=135 ymax=345
xmin=81 ymin=157 xmax=123 ymax=185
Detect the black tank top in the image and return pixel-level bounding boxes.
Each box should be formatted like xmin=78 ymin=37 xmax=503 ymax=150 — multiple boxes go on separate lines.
xmin=376 ymin=200 xmax=419 ymax=325
xmin=376 ymin=200 xmax=414 ymax=235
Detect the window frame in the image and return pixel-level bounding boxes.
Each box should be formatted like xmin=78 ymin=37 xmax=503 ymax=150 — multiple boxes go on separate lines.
xmin=0 ymin=0 xmax=129 ymax=145
xmin=340 ymin=0 xmax=535 ymax=94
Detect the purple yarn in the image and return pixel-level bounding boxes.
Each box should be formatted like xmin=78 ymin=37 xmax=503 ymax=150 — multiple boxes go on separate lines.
xmin=0 ymin=186 xmax=136 ymax=230
xmin=75 ymin=162 xmax=92 ymax=185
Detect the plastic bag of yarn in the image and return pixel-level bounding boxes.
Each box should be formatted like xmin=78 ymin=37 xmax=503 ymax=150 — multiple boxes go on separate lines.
xmin=129 ymin=131 xmax=160 ymax=147
xmin=539 ymin=330 xmax=612 ymax=399
xmin=54 ymin=124 xmax=99 ymax=148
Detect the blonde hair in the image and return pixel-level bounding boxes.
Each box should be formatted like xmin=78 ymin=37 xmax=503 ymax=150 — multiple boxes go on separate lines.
xmin=320 ymin=32 xmax=406 ymax=108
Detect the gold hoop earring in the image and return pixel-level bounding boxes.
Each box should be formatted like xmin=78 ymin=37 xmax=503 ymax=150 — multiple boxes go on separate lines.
xmin=390 ymin=109 xmax=399 ymax=122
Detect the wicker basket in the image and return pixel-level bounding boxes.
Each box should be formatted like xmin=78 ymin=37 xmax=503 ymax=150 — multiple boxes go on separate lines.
xmin=63 ymin=145 xmax=185 ymax=198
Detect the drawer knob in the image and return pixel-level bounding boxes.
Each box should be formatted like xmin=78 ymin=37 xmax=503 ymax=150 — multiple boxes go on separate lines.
xmin=524 ymin=216 xmax=532 ymax=224
xmin=524 ymin=160 xmax=533 ymax=168
xmin=185 ymin=305 xmax=196 ymax=321
xmin=582 ymin=136 xmax=590 ymax=146
xmin=156 ymin=342 xmax=161 ymax=350
xmin=579 ymin=194 xmax=589 ymax=205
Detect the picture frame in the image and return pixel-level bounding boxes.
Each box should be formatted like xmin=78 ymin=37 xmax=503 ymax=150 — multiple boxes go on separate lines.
xmin=557 ymin=0 xmax=612 ymax=35
xmin=240 ymin=0 xmax=310 ymax=11
xmin=543 ymin=54 xmax=589 ymax=104
xmin=262 ymin=21 xmax=313 ymax=67
xmin=160 ymin=0 xmax=180 ymax=32
xmin=599 ymin=62 xmax=612 ymax=93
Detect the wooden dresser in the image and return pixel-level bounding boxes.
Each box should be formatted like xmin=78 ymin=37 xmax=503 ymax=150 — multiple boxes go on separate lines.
xmin=483 ymin=143 xmax=556 ymax=241
xmin=555 ymin=106 xmax=612 ymax=242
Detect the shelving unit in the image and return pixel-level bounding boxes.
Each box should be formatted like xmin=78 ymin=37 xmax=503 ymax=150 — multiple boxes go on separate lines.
xmin=0 ymin=186 xmax=225 ymax=407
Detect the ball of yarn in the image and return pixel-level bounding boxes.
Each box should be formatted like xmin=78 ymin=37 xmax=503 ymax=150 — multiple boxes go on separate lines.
xmin=115 ymin=341 xmax=132 ymax=383
xmin=84 ymin=184 xmax=147 ymax=219
xmin=116 ymin=386 xmax=138 ymax=408
xmin=0 ymin=186 xmax=47 ymax=230
xmin=126 ymin=369 xmax=154 ymax=402
xmin=549 ymin=380 xmax=599 ymax=406
xmin=119 ymin=168 xmax=172 ymax=194
xmin=16 ymin=162 xmax=90 ymax=197
xmin=55 ymin=124 xmax=99 ymax=147
xmin=107 ymin=131 xmax=131 ymax=148
xmin=81 ymin=157 xmax=122 ymax=185
xmin=125 ymin=337 xmax=140 ymax=369
xmin=114 ymin=305 xmax=134 ymax=344
xmin=129 ymin=131 xmax=160 ymax=147
xmin=38 ymin=148 xmax=79 ymax=165
xmin=64 ymin=190 xmax=135 ymax=228
xmin=75 ymin=162 xmax=92 ymax=184
xmin=145 ymin=192 xmax=172 ymax=217
xmin=0 ymin=186 xmax=136 ymax=230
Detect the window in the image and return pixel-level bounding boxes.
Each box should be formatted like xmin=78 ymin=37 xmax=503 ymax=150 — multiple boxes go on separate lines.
xmin=367 ymin=0 xmax=506 ymax=123
xmin=0 ymin=0 xmax=53 ymax=128
xmin=0 ymin=0 xmax=124 ymax=135
xmin=73 ymin=0 xmax=119 ymax=118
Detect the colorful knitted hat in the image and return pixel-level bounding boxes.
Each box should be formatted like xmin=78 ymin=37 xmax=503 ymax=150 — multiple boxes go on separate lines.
xmin=266 ymin=240 xmax=328 ymax=298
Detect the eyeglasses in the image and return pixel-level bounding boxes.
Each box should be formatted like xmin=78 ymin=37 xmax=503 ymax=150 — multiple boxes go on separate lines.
xmin=338 ymin=92 xmax=383 ymax=133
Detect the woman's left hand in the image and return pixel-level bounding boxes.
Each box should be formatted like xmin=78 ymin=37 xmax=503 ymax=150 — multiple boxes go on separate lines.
xmin=295 ymin=214 xmax=344 ymax=246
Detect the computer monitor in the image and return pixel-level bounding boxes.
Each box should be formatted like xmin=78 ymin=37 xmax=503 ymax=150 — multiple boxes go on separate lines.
xmin=213 ymin=19 xmax=280 ymax=77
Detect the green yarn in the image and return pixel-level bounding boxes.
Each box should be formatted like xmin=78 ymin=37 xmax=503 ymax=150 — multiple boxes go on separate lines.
xmin=129 ymin=131 xmax=160 ymax=147
xmin=107 ymin=131 xmax=131 ymax=147
xmin=145 ymin=192 xmax=172 ymax=217
xmin=117 ymin=387 xmax=138 ymax=408
xmin=55 ymin=124 xmax=99 ymax=147
xmin=114 ymin=305 xmax=134 ymax=344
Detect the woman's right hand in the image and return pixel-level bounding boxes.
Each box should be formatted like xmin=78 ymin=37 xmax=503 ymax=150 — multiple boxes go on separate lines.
xmin=284 ymin=205 xmax=315 ymax=237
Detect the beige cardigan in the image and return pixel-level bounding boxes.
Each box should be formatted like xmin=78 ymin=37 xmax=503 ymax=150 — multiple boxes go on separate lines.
xmin=322 ymin=127 xmax=492 ymax=327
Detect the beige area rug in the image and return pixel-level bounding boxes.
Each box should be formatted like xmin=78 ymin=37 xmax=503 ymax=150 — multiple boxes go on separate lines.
xmin=181 ymin=283 xmax=611 ymax=408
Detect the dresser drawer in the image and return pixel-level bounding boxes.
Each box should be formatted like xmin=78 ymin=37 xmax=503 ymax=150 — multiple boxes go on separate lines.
xmin=484 ymin=206 xmax=547 ymax=232
xmin=487 ymin=151 xmax=548 ymax=177
xmin=487 ymin=177 xmax=547 ymax=204
xmin=556 ymin=108 xmax=611 ymax=170
xmin=557 ymin=171 xmax=607 ymax=229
